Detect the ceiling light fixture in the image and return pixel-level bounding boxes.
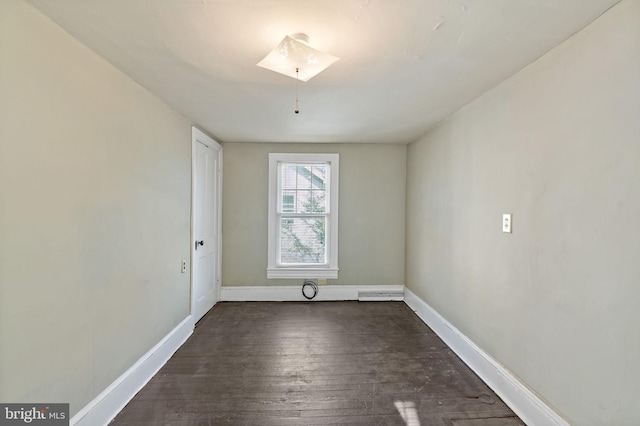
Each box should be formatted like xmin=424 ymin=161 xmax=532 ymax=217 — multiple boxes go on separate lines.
xmin=257 ymin=33 xmax=339 ymax=82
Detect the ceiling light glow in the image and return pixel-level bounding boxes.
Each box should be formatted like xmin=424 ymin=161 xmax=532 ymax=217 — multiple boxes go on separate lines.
xmin=257 ymin=33 xmax=339 ymax=82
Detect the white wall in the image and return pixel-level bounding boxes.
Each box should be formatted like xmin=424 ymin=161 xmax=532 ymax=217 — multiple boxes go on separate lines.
xmin=0 ymin=0 xmax=192 ymax=416
xmin=222 ymin=143 xmax=406 ymax=287
xmin=405 ymin=1 xmax=640 ymax=424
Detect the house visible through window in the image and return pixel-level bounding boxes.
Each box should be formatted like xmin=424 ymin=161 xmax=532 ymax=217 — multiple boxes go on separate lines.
xmin=267 ymin=153 xmax=339 ymax=279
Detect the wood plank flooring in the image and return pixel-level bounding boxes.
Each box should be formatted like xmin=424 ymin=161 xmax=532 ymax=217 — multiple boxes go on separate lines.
xmin=111 ymin=301 xmax=524 ymax=425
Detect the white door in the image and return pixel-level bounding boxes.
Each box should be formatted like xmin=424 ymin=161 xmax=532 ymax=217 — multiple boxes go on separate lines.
xmin=192 ymin=128 xmax=221 ymax=324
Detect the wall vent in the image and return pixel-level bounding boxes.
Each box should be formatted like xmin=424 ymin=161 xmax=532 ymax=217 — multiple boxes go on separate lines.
xmin=358 ymin=289 xmax=404 ymax=301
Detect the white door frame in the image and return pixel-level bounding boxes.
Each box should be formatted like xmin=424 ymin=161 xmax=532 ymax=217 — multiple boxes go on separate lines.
xmin=191 ymin=126 xmax=222 ymax=325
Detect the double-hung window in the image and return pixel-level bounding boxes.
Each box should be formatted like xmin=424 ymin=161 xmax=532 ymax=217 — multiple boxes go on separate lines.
xmin=267 ymin=153 xmax=339 ymax=279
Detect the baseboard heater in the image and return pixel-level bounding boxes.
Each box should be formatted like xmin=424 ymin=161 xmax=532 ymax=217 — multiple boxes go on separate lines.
xmin=358 ymin=289 xmax=404 ymax=301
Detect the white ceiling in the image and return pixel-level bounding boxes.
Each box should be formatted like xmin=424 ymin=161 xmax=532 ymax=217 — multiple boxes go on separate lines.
xmin=27 ymin=0 xmax=620 ymax=144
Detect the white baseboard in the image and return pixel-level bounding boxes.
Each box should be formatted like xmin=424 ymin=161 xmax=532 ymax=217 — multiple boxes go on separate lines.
xmin=403 ymin=288 xmax=569 ymax=426
xmin=220 ymin=285 xmax=404 ymax=302
xmin=70 ymin=316 xmax=193 ymax=426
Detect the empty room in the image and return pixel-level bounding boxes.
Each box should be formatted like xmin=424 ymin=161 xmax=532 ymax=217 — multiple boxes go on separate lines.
xmin=1 ymin=0 xmax=638 ymax=425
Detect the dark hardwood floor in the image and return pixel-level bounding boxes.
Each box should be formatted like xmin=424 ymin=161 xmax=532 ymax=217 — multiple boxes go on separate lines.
xmin=111 ymin=301 xmax=524 ymax=425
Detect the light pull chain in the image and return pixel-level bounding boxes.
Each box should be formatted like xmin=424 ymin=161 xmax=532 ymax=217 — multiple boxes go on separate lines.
xmin=294 ymin=67 xmax=300 ymax=114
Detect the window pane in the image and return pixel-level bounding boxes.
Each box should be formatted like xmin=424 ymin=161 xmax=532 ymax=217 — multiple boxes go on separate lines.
xmin=297 ymin=166 xmax=312 ymax=189
xmin=280 ymin=217 xmax=326 ymax=264
xmin=280 ymin=162 xmax=329 ymax=213
xmin=281 ymin=164 xmax=298 ymax=189
xmin=311 ymin=165 xmax=326 ymax=189
xmin=282 ymin=192 xmax=295 ymax=213
xmin=304 ymin=190 xmax=325 ymax=213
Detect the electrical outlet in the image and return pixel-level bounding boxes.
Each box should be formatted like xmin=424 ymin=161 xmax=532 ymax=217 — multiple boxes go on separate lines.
xmin=502 ymin=214 xmax=512 ymax=233
xmin=181 ymin=259 xmax=187 ymax=273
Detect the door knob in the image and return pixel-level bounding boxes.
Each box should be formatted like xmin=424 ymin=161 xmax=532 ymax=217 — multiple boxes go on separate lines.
xmin=195 ymin=240 xmax=204 ymax=250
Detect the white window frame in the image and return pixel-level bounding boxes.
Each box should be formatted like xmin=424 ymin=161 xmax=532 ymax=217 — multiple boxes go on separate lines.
xmin=267 ymin=153 xmax=339 ymax=279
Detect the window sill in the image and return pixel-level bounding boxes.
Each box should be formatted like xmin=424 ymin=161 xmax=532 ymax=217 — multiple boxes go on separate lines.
xmin=267 ymin=267 xmax=339 ymax=280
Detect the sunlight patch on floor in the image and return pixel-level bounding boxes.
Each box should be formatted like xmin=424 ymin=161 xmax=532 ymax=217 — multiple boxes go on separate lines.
xmin=395 ymin=400 xmax=421 ymax=426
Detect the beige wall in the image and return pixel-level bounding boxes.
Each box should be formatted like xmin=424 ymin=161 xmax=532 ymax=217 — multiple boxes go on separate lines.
xmin=222 ymin=143 xmax=406 ymax=286
xmin=0 ymin=0 xmax=192 ymax=416
xmin=405 ymin=1 xmax=640 ymax=424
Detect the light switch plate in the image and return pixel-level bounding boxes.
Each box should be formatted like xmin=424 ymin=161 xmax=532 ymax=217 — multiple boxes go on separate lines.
xmin=181 ymin=259 xmax=187 ymax=273
xmin=502 ymin=214 xmax=512 ymax=233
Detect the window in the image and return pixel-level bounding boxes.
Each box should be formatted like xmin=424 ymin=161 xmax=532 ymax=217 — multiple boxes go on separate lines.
xmin=268 ymin=153 xmax=339 ymax=279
